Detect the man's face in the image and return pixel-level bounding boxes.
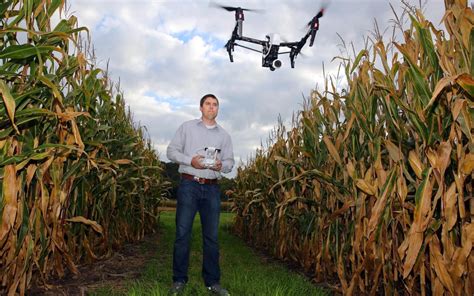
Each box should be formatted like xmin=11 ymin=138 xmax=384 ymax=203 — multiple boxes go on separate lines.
xmin=200 ymin=97 xmax=219 ymax=121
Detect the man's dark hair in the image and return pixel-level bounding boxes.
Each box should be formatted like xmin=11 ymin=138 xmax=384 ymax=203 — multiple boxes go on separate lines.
xmin=200 ymin=94 xmax=219 ymax=107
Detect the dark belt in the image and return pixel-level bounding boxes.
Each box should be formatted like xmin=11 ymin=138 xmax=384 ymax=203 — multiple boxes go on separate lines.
xmin=181 ymin=173 xmax=218 ymax=185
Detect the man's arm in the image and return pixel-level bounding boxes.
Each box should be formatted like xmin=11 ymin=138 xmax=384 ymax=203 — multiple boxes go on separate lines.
xmin=166 ymin=124 xmax=193 ymax=166
xmin=220 ymin=134 xmax=234 ymax=174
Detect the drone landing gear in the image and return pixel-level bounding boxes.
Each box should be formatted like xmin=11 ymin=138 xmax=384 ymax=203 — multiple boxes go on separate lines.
xmin=227 ymin=50 xmax=234 ymax=62
xmin=290 ymin=56 xmax=295 ymax=68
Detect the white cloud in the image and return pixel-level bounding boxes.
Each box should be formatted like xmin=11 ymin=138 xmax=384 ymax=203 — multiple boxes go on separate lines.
xmin=69 ymin=0 xmax=445 ymax=177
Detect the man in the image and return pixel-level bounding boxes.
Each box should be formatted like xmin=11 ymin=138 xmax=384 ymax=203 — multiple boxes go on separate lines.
xmin=167 ymin=94 xmax=234 ymax=295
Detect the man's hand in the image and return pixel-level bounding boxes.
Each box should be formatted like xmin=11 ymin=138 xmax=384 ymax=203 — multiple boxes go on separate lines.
xmin=210 ymin=159 xmax=222 ymax=171
xmin=191 ymin=155 xmax=205 ymax=169
xmin=191 ymin=155 xmax=222 ymax=171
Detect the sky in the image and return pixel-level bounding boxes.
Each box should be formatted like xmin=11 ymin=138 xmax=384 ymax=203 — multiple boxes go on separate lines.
xmin=66 ymin=0 xmax=445 ymax=177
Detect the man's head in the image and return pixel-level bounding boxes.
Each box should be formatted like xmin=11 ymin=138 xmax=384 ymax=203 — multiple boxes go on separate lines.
xmin=200 ymin=93 xmax=219 ymax=107
xmin=200 ymin=94 xmax=219 ymax=123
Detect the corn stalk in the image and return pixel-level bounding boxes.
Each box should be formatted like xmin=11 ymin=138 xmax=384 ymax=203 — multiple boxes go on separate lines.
xmin=0 ymin=1 xmax=167 ymax=294
xmin=233 ymin=0 xmax=474 ymax=294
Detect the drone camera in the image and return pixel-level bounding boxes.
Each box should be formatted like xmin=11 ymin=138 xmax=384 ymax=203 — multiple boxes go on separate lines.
xmin=272 ymin=59 xmax=282 ymax=69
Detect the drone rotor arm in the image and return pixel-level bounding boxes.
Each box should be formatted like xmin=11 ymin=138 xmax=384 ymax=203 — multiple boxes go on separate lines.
xmin=279 ymin=41 xmax=299 ymax=47
xmin=305 ymin=6 xmax=325 ymax=46
xmin=308 ymin=18 xmax=320 ymax=46
xmin=234 ymin=42 xmax=262 ymax=53
xmin=238 ymin=35 xmax=266 ymax=46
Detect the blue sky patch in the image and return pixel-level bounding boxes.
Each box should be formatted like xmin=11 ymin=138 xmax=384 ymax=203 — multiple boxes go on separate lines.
xmin=171 ymin=30 xmax=225 ymax=50
xmin=145 ymin=91 xmax=189 ymax=110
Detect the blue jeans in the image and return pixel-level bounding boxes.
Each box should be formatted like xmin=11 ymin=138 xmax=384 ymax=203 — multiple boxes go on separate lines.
xmin=172 ymin=178 xmax=221 ymax=286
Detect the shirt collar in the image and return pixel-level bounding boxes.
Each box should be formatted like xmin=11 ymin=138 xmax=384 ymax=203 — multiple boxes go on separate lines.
xmin=197 ymin=118 xmax=218 ymax=129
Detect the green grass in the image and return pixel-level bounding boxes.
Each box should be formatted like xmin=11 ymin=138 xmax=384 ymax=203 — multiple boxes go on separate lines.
xmin=91 ymin=212 xmax=329 ymax=296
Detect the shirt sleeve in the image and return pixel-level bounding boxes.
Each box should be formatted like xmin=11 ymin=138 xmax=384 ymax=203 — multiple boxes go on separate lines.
xmin=167 ymin=124 xmax=193 ymax=166
xmin=220 ymin=133 xmax=235 ymax=174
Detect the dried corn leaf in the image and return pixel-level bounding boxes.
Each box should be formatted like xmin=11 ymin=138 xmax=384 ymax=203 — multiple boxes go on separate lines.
xmin=355 ymin=179 xmax=376 ymax=196
xmin=430 ymin=235 xmax=455 ymax=293
xmin=408 ymin=150 xmax=424 ymax=179
xmin=66 ymin=216 xmax=103 ymax=234
xmin=323 ymin=135 xmax=342 ymax=165
xmin=0 ymin=79 xmax=18 ymax=133
xmin=445 ymin=182 xmax=458 ymax=230
xmin=460 ymin=152 xmax=474 ymax=174
xmin=0 ymin=165 xmax=18 ymax=242
xmin=385 ymin=139 xmax=402 ymax=162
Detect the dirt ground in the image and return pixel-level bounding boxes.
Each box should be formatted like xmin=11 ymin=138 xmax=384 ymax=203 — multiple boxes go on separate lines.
xmin=28 ymin=229 xmax=162 ymax=296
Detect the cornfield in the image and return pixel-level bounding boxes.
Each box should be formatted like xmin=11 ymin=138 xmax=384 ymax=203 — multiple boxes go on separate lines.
xmin=233 ymin=0 xmax=474 ymax=295
xmin=0 ymin=0 xmax=167 ymax=294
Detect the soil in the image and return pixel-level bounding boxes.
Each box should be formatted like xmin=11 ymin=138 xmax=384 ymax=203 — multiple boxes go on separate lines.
xmin=28 ymin=229 xmax=162 ymax=296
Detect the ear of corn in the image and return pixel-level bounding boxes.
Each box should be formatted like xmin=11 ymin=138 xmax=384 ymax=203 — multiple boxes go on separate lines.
xmin=233 ymin=1 xmax=474 ymax=294
xmin=0 ymin=1 xmax=168 ymax=294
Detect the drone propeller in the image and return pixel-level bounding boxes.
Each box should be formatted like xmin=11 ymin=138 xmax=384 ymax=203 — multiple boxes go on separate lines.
xmin=217 ymin=5 xmax=257 ymax=12
xmin=306 ymin=0 xmax=329 ymax=25
xmin=209 ymin=2 xmax=262 ymax=13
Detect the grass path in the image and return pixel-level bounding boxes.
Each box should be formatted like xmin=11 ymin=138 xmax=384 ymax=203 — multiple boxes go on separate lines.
xmin=92 ymin=212 xmax=329 ymax=296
